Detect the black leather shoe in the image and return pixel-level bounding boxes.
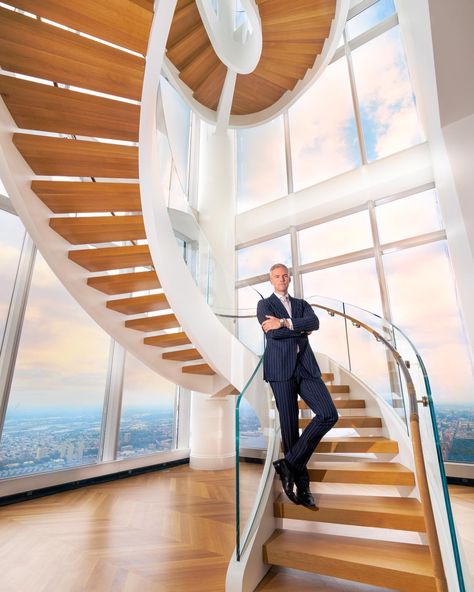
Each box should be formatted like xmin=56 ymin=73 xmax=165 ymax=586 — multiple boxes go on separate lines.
xmin=273 ymin=459 xmax=298 ymax=504
xmin=296 ymin=486 xmax=316 ymax=508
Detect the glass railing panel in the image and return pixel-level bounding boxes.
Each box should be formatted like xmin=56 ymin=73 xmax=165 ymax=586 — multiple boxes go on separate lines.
xmin=235 ymin=357 xmax=278 ymax=559
xmin=342 ymin=302 xmax=408 ymax=423
xmin=305 ymin=295 xmax=351 ymax=369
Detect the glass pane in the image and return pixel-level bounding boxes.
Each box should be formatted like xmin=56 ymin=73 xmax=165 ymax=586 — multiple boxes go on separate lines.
xmin=118 ymin=353 xmax=177 ymax=459
xmin=236 ymin=116 xmax=287 ymax=213
xmin=346 ymin=0 xmax=396 ymax=40
xmin=352 ymin=26 xmax=424 ymax=162
xmin=0 ymin=210 xmax=25 ymax=342
xmin=161 ymin=77 xmax=191 ymax=194
xmin=289 ymin=57 xmax=360 ymax=191
xmin=383 ymin=241 xmax=474 ymax=462
xmin=376 ymin=188 xmax=444 ymax=245
xmin=298 ymin=210 xmax=373 ymax=264
xmin=237 ymin=235 xmax=291 ymax=280
xmin=302 ymin=257 xmax=382 ymax=315
xmin=237 ymin=282 xmax=272 ymax=355
xmin=1 ymin=253 xmax=109 ymax=478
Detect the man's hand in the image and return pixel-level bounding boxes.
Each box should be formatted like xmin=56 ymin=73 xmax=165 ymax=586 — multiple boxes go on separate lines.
xmin=261 ymin=315 xmax=283 ymax=333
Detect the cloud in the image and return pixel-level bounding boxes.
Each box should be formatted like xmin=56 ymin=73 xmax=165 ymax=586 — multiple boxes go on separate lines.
xmin=289 ymin=57 xmax=360 ymax=190
xmin=352 ymin=26 xmax=424 ymax=161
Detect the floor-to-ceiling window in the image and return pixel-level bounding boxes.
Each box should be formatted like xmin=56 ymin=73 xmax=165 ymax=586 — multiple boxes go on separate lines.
xmin=235 ymin=0 xmax=425 ymax=214
xmin=0 ymin=206 xmax=184 ymax=482
xmin=118 ymin=353 xmax=178 ymax=459
xmin=235 ymin=186 xmax=474 ymax=463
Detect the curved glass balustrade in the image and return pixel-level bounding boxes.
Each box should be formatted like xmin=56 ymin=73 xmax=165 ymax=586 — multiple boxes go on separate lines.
xmin=235 ymin=357 xmax=279 ymax=560
xmin=228 ymin=297 xmax=467 ymax=591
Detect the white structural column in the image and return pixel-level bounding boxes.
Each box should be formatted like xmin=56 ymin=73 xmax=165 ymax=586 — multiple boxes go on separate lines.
xmin=190 ymin=126 xmax=237 ymax=470
xmin=190 ymin=393 xmax=235 ymax=469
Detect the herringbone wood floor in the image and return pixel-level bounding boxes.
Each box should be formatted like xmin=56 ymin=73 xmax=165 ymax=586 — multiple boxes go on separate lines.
xmin=0 ymin=465 xmax=472 ymax=591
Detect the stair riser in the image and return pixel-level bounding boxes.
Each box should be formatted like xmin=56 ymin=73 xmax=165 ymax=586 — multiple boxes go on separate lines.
xmin=274 ymin=504 xmax=426 ymax=532
xmin=307 ymin=469 xmax=415 ymax=486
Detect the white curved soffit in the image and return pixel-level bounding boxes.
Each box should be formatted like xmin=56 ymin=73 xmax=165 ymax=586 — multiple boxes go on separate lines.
xmin=195 ymin=0 xmax=262 ymax=74
xmin=164 ymin=0 xmax=350 ymax=128
xmin=140 ymin=1 xmax=259 ymax=394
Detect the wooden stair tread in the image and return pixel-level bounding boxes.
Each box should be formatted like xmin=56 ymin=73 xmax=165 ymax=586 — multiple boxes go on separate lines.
xmin=300 ymin=399 xmax=364 ymax=409
xmin=263 ymin=529 xmax=436 ymax=591
xmin=144 ymin=332 xmax=190 ymax=348
xmin=13 ymin=134 xmax=138 ymax=178
xmin=10 ymin=0 xmax=153 ymax=54
xmin=125 ymin=313 xmax=179 ymax=332
xmin=0 ymin=7 xmax=144 ymax=101
xmin=50 ymin=215 xmax=145 ymax=244
xmin=166 ymin=23 xmax=209 ymax=70
xmin=32 ymin=181 xmax=141 ymax=213
xmin=167 ymin=0 xmax=202 ymax=49
xmin=326 ymin=384 xmax=350 ymax=394
xmin=182 ymin=363 xmax=215 ymax=375
xmin=162 ymin=349 xmax=202 ymax=362
xmin=300 ymin=416 xmax=383 ymax=429
xmin=274 ymin=493 xmax=426 ymax=531
xmin=192 ymin=61 xmax=227 ymax=111
xmin=321 ymin=373 xmax=334 ymax=382
xmin=87 ymin=270 xmax=159 ymax=295
xmin=107 ymin=293 xmax=169 ymax=315
xmin=179 ymin=45 xmax=219 ymax=90
xmin=316 ymin=437 xmax=398 ymax=453
xmin=306 ymin=462 xmax=415 ymax=485
xmin=0 ymin=75 xmax=140 ymax=142
xmin=69 ymin=245 xmax=152 ymax=272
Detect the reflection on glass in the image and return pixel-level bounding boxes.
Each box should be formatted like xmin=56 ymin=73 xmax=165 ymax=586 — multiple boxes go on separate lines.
xmin=237 ymin=282 xmax=272 ymax=355
xmin=352 ymin=26 xmax=424 ymax=162
xmin=161 ymin=76 xmax=191 ymax=195
xmin=289 ymin=57 xmax=360 ymax=191
xmin=302 ymin=257 xmax=382 ymax=315
xmin=298 ymin=210 xmax=372 ymax=263
xmin=383 ymin=241 xmax=474 ymax=462
xmin=118 ymin=353 xmax=177 ymax=459
xmin=237 ymin=234 xmax=291 ymax=280
xmin=346 ymin=0 xmax=396 ymax=40
xmin=376 ymin=189 xmax=443 ymax=245
xmin=0 ymin=210 xmax=25 ymax=342
xmin=1 ymin=253 xmax=109 ymax=479
xmin=236 ymin=116 xmax=288 ymax=213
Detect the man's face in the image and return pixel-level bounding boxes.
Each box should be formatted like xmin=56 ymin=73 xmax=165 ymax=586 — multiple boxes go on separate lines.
xmin=270 ymin=266 xmax=291 ymax=295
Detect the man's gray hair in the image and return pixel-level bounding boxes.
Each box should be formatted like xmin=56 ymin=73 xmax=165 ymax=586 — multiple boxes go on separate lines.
xmin=270 ymin=263 xmax=289 ymax=273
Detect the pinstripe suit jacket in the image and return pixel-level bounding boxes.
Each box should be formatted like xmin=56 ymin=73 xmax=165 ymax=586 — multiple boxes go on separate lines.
xmin=257 ymin=293 xmax=321 ymax=382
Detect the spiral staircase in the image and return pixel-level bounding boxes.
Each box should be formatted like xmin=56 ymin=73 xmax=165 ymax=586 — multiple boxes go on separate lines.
xmin=0 ymin=1 xmax=465 ymax=591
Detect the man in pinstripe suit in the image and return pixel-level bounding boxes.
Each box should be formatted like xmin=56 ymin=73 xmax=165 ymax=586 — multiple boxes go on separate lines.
xmin=257 ymin=263 xmax=338 ymax=507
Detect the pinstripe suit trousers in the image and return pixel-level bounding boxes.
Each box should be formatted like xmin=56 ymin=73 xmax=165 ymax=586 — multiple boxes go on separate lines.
xmin=270 ymin=358 xmax=338 ymax=485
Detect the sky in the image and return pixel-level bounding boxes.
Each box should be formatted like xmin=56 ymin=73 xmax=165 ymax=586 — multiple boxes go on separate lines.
xmin=1 ymin=1 xmax=473 ymax=418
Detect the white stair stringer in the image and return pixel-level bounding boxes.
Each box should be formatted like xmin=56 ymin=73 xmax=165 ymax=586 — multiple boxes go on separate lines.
xmin=139 ymin=1 xmax=260 ymax=396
